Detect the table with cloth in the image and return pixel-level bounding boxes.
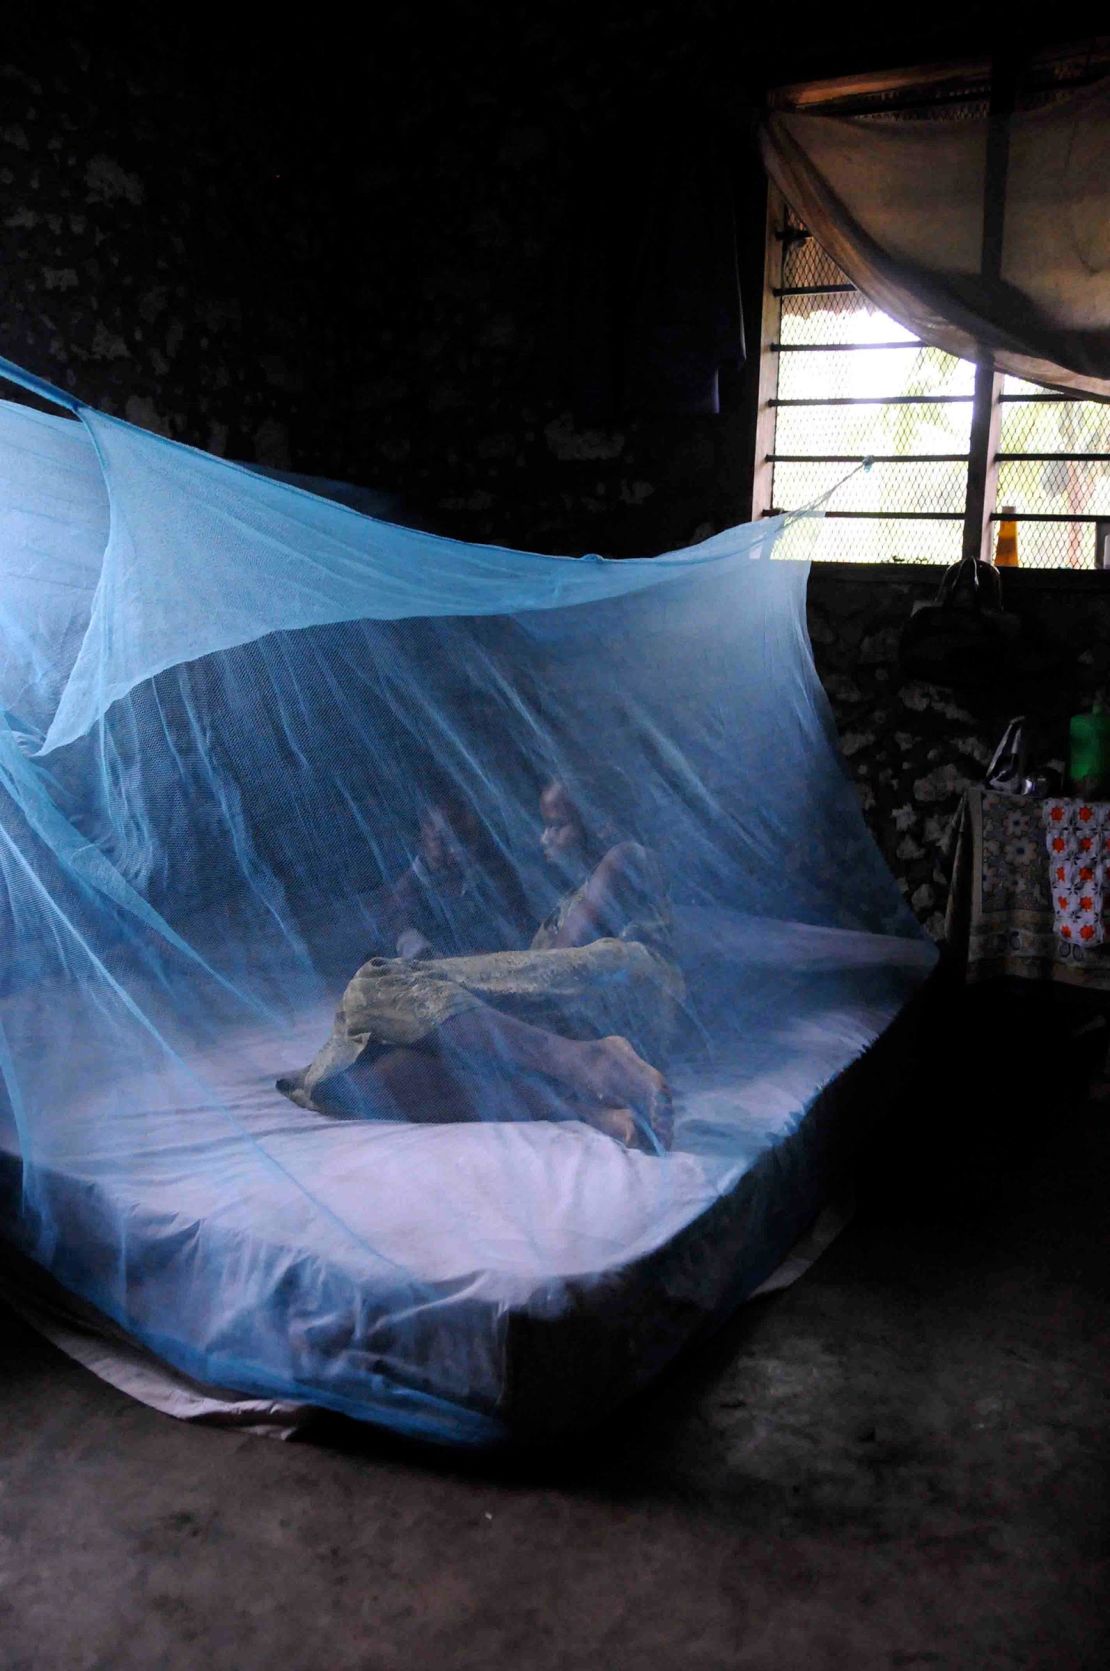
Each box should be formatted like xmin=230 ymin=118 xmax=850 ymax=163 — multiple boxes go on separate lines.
xmin=941 ymin=786 xmax=1110 ymax=991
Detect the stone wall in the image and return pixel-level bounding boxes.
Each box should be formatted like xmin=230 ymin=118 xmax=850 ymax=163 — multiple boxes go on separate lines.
xmin=807 ymin=566 xmax=1110 ymax=935
xmin=0 ymin=28 xmax=355 ymax=470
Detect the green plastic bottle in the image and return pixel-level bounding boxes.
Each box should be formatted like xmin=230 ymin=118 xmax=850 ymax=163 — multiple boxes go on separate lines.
xmin=1068 ymin=697 xmax=1110 ymax=800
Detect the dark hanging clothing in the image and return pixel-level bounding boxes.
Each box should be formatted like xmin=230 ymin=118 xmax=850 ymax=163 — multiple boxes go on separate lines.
xmin=559 ymin=126 xmax=745 ymax=420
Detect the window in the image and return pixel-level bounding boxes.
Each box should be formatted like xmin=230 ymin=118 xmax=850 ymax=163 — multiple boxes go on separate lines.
xmin=754 ymin=56 xmax=1110 ymax=568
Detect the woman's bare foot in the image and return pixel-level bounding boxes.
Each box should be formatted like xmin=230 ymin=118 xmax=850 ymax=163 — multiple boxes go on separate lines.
xmin=588 ymin=1103 xmax=673 ymax=1153
xmin=577 ymin=1035 xmax=673 ymax=1150
xmin=590 ymin=1105 xmax=640 ymax=1148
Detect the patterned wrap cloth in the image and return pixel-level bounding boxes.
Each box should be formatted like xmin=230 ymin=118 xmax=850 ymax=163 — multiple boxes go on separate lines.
xmin=1043 ymin=798 xmax=1110 ymax=948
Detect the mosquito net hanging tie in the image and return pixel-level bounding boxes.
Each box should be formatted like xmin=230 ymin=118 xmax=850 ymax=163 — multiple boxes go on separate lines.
xmin=0 ymin=355 xmax=934 ymax=1443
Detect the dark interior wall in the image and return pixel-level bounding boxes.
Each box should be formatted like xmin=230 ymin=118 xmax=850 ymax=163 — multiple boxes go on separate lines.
xmin=3 ymin=4 xmax=1106 ymax=925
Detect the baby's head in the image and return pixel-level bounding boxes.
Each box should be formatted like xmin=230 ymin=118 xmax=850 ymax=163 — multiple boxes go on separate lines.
xmin=416 ymin=793 xmax=479 ymax=876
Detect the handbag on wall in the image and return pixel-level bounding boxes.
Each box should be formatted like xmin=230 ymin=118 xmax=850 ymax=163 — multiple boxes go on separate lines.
xmin=898 ymin=558 xmax=1061 ymax=689
xmin=983 ymin=715 xmax=1061 ymax=797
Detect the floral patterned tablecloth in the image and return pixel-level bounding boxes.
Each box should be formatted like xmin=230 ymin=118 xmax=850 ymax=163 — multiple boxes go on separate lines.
xmin=941 ymin=787 xmax=1110 ymax=990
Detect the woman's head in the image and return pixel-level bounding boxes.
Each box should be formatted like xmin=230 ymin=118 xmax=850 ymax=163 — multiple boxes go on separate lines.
xmin=538 ymin=772 xmax=628 ymax=876
xmin=539 ymin=780 xmax=587 ymax=870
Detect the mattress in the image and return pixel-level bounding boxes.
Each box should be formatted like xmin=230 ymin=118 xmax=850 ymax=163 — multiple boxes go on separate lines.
xmin=0 ymin=911 xmax=937 ymax=1443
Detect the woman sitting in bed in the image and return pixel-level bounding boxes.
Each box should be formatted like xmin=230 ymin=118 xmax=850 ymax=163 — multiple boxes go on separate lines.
xmin=277 ymin=777 xmax=683 ymax=1150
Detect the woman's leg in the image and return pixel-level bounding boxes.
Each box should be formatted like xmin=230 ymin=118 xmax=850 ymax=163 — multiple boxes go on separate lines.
xmin=301 ymin=1012 xmax=670 ymax=1148
xmin=434 ymin=1007 xmax=672 ymax=1147
xmin=312 ymin=1045 xmax=473 ymax=1123
xmin=346 ymin=1042 xmax=623 ymax=1129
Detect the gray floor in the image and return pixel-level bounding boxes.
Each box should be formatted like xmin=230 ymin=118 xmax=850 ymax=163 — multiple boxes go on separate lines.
xmin=2 ymin=1074 xmax=1107 ymax=1669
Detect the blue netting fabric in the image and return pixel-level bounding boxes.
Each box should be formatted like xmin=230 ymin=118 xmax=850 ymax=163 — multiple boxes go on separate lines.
xmin=0 ymin=359 xmax=932 ymax=1443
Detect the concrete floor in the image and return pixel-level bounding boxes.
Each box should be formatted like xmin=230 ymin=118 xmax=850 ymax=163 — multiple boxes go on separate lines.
xmin=2 ymin=1032 xmax=1108 ymax=1669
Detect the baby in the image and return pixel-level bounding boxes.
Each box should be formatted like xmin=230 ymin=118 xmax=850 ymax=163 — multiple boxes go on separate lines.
xmin=375 ymin=790 xmax=526 ymax=961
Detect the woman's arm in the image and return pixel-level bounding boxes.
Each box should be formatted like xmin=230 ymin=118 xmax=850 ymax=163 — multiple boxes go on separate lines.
xmin=551 ymin=841 xmax=651 ymax=949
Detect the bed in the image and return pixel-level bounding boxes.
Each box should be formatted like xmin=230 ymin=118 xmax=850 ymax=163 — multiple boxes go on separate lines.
xmin=0 ymin=909 xmax=937 ymax=1443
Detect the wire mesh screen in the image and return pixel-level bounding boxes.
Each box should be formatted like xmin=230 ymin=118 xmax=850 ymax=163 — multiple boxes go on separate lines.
xmin=776 ymin=345 xmax=974 ymax=405
xmin=781 ymin=229 xmax=850 ymax=293
xmin=995 ymin=384 xmax=1110 ymax=570
xmin=769 ymin=220 xmax=971 ymax=564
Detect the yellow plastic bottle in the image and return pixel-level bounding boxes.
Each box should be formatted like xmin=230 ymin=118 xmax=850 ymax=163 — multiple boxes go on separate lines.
xmin=994 ymin=504 xmax=1019 ymax=567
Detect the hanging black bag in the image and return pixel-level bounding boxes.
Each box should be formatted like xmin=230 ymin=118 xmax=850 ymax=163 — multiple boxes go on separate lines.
xmin=899 ymin=557 xmax=1031 ymax=689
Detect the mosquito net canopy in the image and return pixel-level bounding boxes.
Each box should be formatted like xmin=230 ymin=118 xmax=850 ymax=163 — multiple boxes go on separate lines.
xmin=0 ymin=357 xmax=931 ymax=1443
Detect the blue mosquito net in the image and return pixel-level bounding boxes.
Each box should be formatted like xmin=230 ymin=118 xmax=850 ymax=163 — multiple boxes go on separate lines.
xmin=0 ymin=356 xmax=931 ymax=1444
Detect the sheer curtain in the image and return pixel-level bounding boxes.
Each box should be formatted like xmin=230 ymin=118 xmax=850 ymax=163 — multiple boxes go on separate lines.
xmin=761 ymin=78 xmax=1110 ymax=399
